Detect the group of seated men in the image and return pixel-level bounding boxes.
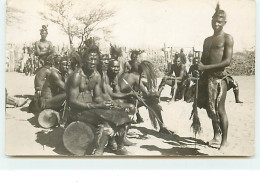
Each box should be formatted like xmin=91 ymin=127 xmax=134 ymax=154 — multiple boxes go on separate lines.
xmin=158 ymin=51 xmax=243 ymax=103
xmin=28 ymin=26 xmax=170 ymax=155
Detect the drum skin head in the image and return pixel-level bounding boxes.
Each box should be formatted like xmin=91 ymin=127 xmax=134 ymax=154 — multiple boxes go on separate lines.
xmin=38 ymin=109 xmax=60 ymax=128
xmin=63 ymin=121 xmax=95 ymax=156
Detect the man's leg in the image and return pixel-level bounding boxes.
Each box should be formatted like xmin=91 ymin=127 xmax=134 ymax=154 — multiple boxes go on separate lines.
xmin=93 ymin=122 xmax=114 ymax=155
xmin=115 ymin=124 xmax=129 ymax=155
xmin=232 ymin=81 xmax=243 ymax=103
xmin=218 ymin=81 xmax=229 ymax=149
xmin=43 ymin=93 xmax=66 ymax=110
xmin=158 ymin=77 xmax=166 ymax=98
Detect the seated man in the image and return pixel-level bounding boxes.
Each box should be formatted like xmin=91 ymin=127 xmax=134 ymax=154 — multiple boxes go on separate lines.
xmin=39 ymin=59 xmax=68 ymax=111
xmin=28 ymin=56 xmax=53 ymax=113
xmin=158 ymin=54 xmax=188 ymax=101
xmin=97 ymin=55 xmax=137 ymax=149
xmin=66 ymin=48 xmax=132 ymax=155
xmin=188 ymin=57 xmax=201 ymax=80
xmin=117 ymin=60 xmax=172 ymax=134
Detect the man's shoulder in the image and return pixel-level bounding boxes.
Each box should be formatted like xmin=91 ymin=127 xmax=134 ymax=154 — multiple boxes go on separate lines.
xmin=224 ymin=33 xmax=234 ymax=42
xmin=204 ymin=36 xmax=212 ymax=42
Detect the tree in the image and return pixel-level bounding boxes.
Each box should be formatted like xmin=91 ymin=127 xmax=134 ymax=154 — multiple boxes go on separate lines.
xmin=6 ymin=0 xmax=24 ymax=26
xmin=40 ymin=0 xmax=115 ymax=49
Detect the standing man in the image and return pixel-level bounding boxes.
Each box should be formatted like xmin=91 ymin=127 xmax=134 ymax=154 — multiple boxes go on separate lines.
xmin=197 ymin=4 xmax=233 ymax=150
xmin=35 ymin=25 xmax=53 ymax=66
xmin=179 ymin=48 xmax=186 ymax=64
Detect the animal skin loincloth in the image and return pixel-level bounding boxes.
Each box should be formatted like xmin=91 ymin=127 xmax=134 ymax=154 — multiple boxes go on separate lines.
xmin=197 ymin=71 xmax=231 ymax=123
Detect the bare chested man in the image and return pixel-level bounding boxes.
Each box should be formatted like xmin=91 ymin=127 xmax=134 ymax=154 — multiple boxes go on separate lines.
xmin=158 ymin=54 xmax=188 ymax=101
xmin=35 ymin=25 xmax=53 ymax=66
xmin=66 ymin=49 xmax=132 ymax=155
xmin=39 ymin=59 xmax=68 ymax=111
xmin=123 ymin=50 xmax=142 ymax=73
xmin=197 ymin=4 xmax=233 ymax=150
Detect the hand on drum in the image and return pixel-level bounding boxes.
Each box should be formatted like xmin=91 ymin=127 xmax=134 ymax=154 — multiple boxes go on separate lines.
xmin=101 ymin=100 xmax=114 ymax=109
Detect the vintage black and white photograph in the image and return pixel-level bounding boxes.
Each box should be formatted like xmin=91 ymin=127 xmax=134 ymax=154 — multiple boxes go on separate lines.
xmin=5 ymin=0 xmax=255 ymax=156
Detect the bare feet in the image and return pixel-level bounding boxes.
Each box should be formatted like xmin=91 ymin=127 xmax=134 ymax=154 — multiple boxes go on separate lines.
xmin=124 ymin=137 xmax=136 ymax=146
xmin=16 ymin=98 xmax=30 ymax=107
xmin=207 ymin=138 xmax=221 ymax=147
xmin=219 ymin=142 xmax=229 ymax=154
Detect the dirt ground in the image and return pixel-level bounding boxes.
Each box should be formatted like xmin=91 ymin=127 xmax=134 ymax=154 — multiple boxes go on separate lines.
xmin=5 ymin=72 xmax=255 ymax=156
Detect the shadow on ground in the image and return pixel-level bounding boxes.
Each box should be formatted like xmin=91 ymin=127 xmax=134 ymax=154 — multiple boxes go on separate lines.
xmin=140 ymin=145 xmax=206 ymax=156
xmin=27 ymin=115 xmax=42 ymax=128
xmin=131 ymin=125 xmax=208 ymax=156
xmin=14 ymin=94 xmax=34 ymax=99
xmin=35 ymin=127 xmax=72 ymax=156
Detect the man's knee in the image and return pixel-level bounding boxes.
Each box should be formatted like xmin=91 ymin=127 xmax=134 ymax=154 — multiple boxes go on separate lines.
xmin=99 ymin=122 xmax=115 ymax=137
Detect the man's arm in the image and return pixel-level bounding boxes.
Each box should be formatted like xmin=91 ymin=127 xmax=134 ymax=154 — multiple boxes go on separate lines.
xmin=34 ymin=68 xmax=51 ymax=91
xmin=175 ymin=64 xmax=186 ymax=80
xmin=51 ymin=71 xmax=65 ymax=91
xmin=199 ymin=35 xmax=234 ymax=70
xmin=200 ymin=39 xmax=207 ymax=65
xmin=48 ymin=41 xmax=54 ymax=55
xmin=104 ymin=77 xmax=134 ymax=99
xmin=133 ymin=75 xmax=149 ymax=96
xmin=66 ymin=73 xmax=107 ymax=110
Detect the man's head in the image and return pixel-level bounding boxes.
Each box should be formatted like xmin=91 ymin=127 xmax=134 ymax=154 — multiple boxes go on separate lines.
xmin=175 ymin=54 xmax=181 ymax=66
xmin=100 ymin=54 xmax=110 ymax=72
xmin=40 ymin=25 xmax=48 ymax=40
xmin=212 ymin=3 xmax=226 ymax=32
xmin=83 ymin=48 xmax=100 ymax=72
xmin=130 ymin=50 xmax=143 ymax=63
xmin=109 ymin=59 xmax=120 ymax=75
xmin=59 ymin=60 xmax=68 ymax=74
xmin=180 ymin=48 xmax=184 ymax=53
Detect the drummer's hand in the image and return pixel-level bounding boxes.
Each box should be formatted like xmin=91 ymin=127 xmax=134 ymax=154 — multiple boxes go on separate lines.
xmin=198 ymin=62 xmax=207 ymax=71
xmin=128 ymin=92 xmax=137 ymax=98
xmin=101 ymin=100 xmax=113 ymax=109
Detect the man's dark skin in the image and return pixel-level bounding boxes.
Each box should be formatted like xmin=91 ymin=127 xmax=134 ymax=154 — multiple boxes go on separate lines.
xmin=35 ymin=26 xmax=53 ymax=66
xmin=124 ymin=51 xmax=141 ymax=73
xmin=117 ymin=62 xmax=172 ymax=134
xmin=34 ymin=26 xmax=54 ymax=97
xmin=66 ymin=51 xmax=130 ymax=155
xmin=100 ymin=59 xmax=137 ymax=149
xmin=158 ymin=56 xmax=187 ymax=100
xmin=198 ymin=8 xmax=233 ymax=150
xmin=40 ymin=60 xmax=68 ymax=111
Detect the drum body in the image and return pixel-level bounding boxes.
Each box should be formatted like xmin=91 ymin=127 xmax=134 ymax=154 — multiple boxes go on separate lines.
xmin=38 ymin=109 xmax=60 ymax=128
xmin=63 ymin=121 xmax=96 ymax=156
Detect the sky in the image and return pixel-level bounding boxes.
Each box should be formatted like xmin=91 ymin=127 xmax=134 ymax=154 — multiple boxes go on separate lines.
xmin=6 ymin=0 xmax=255 ymax=51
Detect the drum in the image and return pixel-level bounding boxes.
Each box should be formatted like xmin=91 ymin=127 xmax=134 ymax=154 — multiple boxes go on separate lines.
xmin=38 ymin=109 xmax=60 ymax=128
xmin=63 ymin=121 xmax=96 ymax=156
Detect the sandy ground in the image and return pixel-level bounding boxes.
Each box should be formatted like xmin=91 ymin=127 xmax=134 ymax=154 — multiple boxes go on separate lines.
xmin=5 ymin=72 xmax=255 ymax=157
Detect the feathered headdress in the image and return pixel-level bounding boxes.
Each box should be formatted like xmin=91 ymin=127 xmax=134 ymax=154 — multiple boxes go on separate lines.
xmin=110 ymin=44 xmax=122 ymax=60
xmin=82 ymin=37 xmax=100 ymax=59
xmin=130 ymin=49 xmax=144 ymax=58
xmin=212 ymin=2 xmax=226 ymax=19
